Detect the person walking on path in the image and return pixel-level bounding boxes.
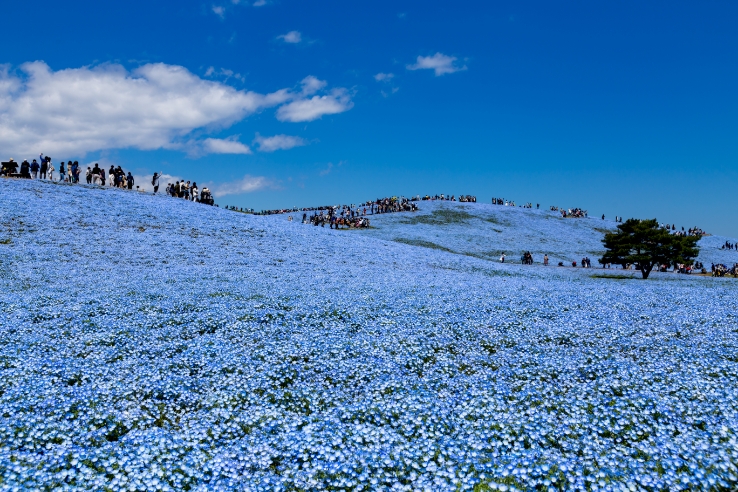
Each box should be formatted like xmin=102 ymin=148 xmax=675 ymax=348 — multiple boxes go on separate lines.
xmin=30 ymin=159 xmax=39 ymax=179
xmin=544 ymin=254 xmax=549 ymax=266
xmin=40 ymin=158 xmax=48 ymax=179
xmin=127 ymin=172 xmax=134 ymax=190
xmin=58 ymin=161 xmax=65 ymax=182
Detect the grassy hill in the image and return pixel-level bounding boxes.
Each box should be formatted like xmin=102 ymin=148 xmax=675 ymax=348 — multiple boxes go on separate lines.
xmin=1 ymin=178 xmax=737 ymax=491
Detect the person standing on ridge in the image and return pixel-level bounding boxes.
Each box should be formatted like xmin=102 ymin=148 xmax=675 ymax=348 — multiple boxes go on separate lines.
xmin=40 ymin=158 xmax=48 ymax=179
xmin=30 ymin=159 xmax=39 ymax=179
xmin=20 ymin=160 xmax=31 ymax=178
xmin=152 ymin=172 xmax=161 ymax=193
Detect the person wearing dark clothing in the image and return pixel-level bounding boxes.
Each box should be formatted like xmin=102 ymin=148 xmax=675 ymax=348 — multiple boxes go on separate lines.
xmin=127 ymin=172 xmax=134 ymax=190
xmin=72 ymin=161 xmax=80 ymax=183
xmin=20 ymin=160 xmax=31 ymax=179
xmin=40 ymin=159 xmax=48 ymax=179
xmin=30 ymin=159 xmax=40 ymax=179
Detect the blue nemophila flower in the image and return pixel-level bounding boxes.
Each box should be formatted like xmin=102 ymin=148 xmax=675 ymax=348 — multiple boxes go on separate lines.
xmin=0 ymin=179 xmax=737 ymax=490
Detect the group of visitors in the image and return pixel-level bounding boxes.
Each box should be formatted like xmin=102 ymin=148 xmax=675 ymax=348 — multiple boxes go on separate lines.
xmin=302 ymin=205 xmax=372 ymax=229
xmin=560 ymin=208 xmax=588 ymax=218
xmin=225 ymin=206 xmax=255 ymax=213
xmin=712 ymin=263 xmax=738 ymax=277
xmin=1 ymin=155 xmax=217 ymax=206
xmin=721 ymin=241 xmax=736 ymax=250
xmin=163 ymin=180 xmax=213 ymax=205
xmin=85 ymin=164 xmax=135 ymax=188
xmin=1 ymin=155 xmax=137 ymax=188
xmin=367 ymin=196 xmax=419 ymax=214
xmin=420 ymin=194 xmax=470 ymax=201
xmin=493 ymin=198 xmax=517 ymax=206
xmin=660 ymin=223 xmax=707 ymax=236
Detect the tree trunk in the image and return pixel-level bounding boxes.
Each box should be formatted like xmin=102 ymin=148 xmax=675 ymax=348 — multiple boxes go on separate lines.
xmin=640 ymin=262 xmax=653 ymax=279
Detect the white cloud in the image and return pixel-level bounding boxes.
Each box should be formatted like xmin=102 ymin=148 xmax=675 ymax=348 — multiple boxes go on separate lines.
xmin=374 ymin=72 xmax=394 ymax=82
xmin=406 ymin=53 xmax=467 ymax=76
xmin=276 ymin=88 xmax=353 ymax=122
xmin=0 ymin=61 xmax=297 ymax=157
xmin=300 ymin=75 xmax=326 ymax=95
xmin=253 ymin=133 xmax=306 ymax=152
xmin=201 ymin=137 xmax=252 ymax=154
xmin=253 ymin=0 xmax=267 ymax=5
xmin=210 ymin=174 xmax=271 ymax=197
xmin=277 ymin=31 xmax=302 ymax=44
xmin=212 ymin=5 xmax=225 ymax=18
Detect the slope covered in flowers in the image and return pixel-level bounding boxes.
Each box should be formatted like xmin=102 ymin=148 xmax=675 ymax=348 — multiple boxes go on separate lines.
xmin=344 ymin=200 xmax=737 ymax=268
xmin=1 ymin=179 xmax=737 ymax=491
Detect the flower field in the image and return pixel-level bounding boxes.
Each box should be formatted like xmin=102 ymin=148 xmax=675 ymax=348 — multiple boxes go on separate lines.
xmin=1 ymin=179 xmax=737 ymax=491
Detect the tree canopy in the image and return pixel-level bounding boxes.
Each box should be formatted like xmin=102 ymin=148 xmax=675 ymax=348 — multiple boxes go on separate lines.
xmin=599 ymin=219 xmax=700 ymax=279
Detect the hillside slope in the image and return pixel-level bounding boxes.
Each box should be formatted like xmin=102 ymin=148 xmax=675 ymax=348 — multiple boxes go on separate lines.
xmin=1 ymin=179 xmax=737 ymax=491
xmin=265 ymin=199 xmax=737 ymax=268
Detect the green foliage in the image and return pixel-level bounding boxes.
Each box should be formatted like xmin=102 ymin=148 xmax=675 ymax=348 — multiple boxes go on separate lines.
xmin=599 ymin=219 xmax=700 ymax=279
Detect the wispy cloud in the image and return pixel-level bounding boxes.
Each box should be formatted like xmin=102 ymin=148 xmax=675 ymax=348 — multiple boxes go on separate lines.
xmin=254 ymin=134 xmax=307 ymax=152
xmin=204 ymin=66 xmax=245 ymax=82
xmin=211 ymin=174 xmax=272 ymax=197
xmin=201 ymin=137 xmax=252 ymax=155
xmin=277 ymin=30 xmax=302 ymax=44
xmin=407 ymin=52 xmax=467 ymax=76
xmin=212 ymin=5 xmax=225 ymax=18
xmin=277 ymin=88 xmax=354 ymax=122
xmin=381 ymin=87 xmax=400 ymax=98
xmin=319 ymin=160 xmax=345 ymax=176
xmin=227 ymin=0 xmax=268 ymax=7
xmin=374 ymin=72 xmax=394 ymax=82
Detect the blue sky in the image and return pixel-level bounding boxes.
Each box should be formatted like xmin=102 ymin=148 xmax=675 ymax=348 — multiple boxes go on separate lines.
xmin=2 ymin=1 xmax=737 ymax=235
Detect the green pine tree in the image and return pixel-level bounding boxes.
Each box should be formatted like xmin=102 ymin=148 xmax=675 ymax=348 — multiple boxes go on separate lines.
xmin=599 ymin=219 xmax=700 ymax=279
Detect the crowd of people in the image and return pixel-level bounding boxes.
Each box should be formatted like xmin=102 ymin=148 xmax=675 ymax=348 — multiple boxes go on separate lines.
xmin=163 ymin=179 xmax=214 ymax=205
xmin=660 ymin=223 xmax=707 ymax=236
xmin=712 ymin=263 xmax=738 ymax=277
xmin=562 ymin=208 xmax=588 ymax=218
xmin=493 ymin=198 xmax=520 ymax=206
xmin=253 ymin=195 xmax=425 ymax=217
xmin=298 ymin=196 xmax=422 ymax=229
xmin=721 ymin=241 xmax=736 ymax=250
xmin=1 ymin=155 xmax=216 ymax=206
